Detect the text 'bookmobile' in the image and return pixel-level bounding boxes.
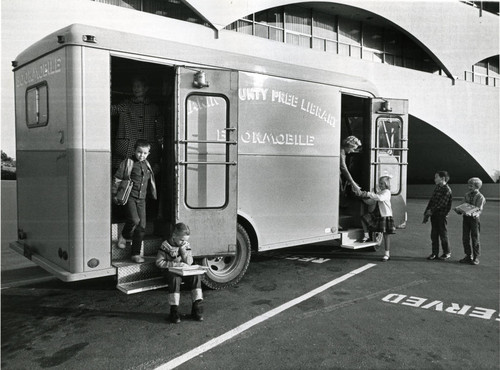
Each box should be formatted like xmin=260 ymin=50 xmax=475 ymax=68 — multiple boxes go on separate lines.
xmin=10 ymin=23 xmax=408 ymax=293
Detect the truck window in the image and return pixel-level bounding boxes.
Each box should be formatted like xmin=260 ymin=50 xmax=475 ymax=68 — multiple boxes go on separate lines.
xmin=26 ymin=82 xmax=48 ymax=127
xmin=185 ymin=94 xmax=228 ymax=208
xmin=375 ymin=116 xmax=402 ymax=194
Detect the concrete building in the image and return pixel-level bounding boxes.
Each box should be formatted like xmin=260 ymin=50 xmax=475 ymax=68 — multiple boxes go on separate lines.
xmin=3 ymin=0 xmax=499 ymax=185
xmin=92 ymin=0 xmax=499 ymax=185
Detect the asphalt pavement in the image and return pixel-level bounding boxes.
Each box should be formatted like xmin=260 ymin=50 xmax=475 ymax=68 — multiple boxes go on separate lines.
xmin=1 ymin=198 xmax=499 ymax=370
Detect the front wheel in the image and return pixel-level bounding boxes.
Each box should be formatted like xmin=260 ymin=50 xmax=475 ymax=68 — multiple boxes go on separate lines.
xmin=201 ymin=224 xmax=252 ymax=290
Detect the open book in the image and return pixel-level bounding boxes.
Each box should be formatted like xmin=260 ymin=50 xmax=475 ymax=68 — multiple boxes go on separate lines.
xmin=168 ymin=264 xmax=209 ymax=276
xmin=455 ymin=202 xmax=480 ymax=217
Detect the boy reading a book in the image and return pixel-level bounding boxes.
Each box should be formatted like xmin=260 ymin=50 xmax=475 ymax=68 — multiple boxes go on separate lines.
xmin=454 ymin=177 xmax=486 ymax=265
xmin=156 ymin=223 xmax=203 ymax=323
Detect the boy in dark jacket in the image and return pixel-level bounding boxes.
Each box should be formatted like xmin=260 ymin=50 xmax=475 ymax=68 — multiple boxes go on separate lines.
xmin=112 ymin=139 xmax=157 ymax=263
xmin=423 ymin=171 xmax=453 ymax=260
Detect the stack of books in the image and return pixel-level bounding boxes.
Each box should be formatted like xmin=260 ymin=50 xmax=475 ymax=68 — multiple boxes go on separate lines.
xmin=455 ymin=203 xmax=480 ymax=217
xmin=167 ymin=264 xmax=209 ymax=276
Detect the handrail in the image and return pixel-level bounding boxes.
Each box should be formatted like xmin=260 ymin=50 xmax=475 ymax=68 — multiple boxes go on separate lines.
xmin=179 ymin=139 xmax=237 ymax=145
xmin=179 ymin=161 xmax=236 ymax=165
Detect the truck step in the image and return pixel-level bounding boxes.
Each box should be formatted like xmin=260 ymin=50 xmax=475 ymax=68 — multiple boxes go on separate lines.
xmin=340 ymin=229 xmax=380 ymax=250
xmin=117 ymin=276 xmax=168 ymax=294
xmin=111 ymin=223 xmax=163 ymax=260
xmin=114 ymin=256 xmax=163 ymax=286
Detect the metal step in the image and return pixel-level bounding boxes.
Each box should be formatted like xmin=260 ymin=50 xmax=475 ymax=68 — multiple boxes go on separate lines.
xmin=112 ymin=223 xmax=166 ymax=294
xmin=117 ymin=276 xmax=168 ymax=294
xmin=340 ymin=229 xmax=380 ymax=250
xmin=111 ymin=223 xmax=163 ymax=260
xmin=114 ymin=255 xmax=162 ymax=280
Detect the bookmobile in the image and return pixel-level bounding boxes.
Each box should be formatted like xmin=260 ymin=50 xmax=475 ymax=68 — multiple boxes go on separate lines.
xmin=10 ymin=23 xmax=408 ymax=293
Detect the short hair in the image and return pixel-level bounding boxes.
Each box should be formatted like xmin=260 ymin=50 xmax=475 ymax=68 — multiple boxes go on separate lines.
xmin=379 ymin=176 xmax=391 ymax=190
xmin=342 ymin=136 xmax=361 ymax=149
xmin=134 ymin=139 xmax=151 ymax=150
xmin=468 ymin=177 xmax=483 ymax=189
xmin=436 ymin=171 xmax=450 ymax=183
xmin=172 ymin=222 xmax=190 ymax=236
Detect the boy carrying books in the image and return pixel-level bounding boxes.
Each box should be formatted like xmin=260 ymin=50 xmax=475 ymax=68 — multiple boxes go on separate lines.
xmin=156 ymin=223 xmax=204 ymax=323
xmin=454 ymin=177 xmax=486 ymax=265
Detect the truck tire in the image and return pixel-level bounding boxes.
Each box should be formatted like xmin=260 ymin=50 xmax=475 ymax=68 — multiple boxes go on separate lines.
xmin=201 ymin=223 xmax=252 ymax=290
xmin=370 ymin=232 xmax=384 ymax=252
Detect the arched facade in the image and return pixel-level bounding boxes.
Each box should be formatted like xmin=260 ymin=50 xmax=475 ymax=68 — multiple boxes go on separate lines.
xmin=3 ymin=0 xmax=499 ymax=182
xmin=182 ymin=0 xmax=499 ymax=182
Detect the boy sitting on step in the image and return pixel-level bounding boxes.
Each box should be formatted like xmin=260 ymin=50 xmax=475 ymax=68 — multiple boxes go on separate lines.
xmin=156 ymin=223 xmax=204 ymax=324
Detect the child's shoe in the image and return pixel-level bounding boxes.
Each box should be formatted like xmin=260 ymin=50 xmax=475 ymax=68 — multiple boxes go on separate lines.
xmin=170 ymin=305 xmax=181 ymax=324
xmin=117 ymin=236 xmax=127 ymax=249
xmin=459 ymin=256 xmax=472 ymax=263
xmin=381 ymin=254 xmax=390 ymax=262
xmin=356 ymin=235 xmax=371 ymax=243
xmin=191 ymin=299 xmax=204 ymax=321
xmin=131 ymin=255 xmax=145 ymax=263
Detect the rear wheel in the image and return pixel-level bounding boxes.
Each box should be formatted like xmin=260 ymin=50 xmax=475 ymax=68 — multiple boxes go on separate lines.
xmin=201 ymin=224 xmax=252 ymax=290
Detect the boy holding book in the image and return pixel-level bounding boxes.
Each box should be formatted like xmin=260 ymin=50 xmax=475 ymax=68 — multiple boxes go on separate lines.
xmin=113 ymin=139 xmax=157 ymax=263
xmin=156 ymin=223 xmax=204 ymax=323
xmin=454 ymin=177 xmax=486 ymax=265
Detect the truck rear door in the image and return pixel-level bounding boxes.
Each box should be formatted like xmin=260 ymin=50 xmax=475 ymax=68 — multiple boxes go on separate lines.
xmin=175 ymin=67 xmax=238 ymax=256
xmin=370 ymin=98 xmax=409 ymax=228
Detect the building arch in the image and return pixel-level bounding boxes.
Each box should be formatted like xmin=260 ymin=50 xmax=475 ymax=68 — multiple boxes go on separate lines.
xmin=184 ymin=0 xmax=499 ymax=80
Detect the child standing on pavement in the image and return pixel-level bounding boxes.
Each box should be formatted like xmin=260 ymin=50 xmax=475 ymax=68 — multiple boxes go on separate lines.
xmin=454 ymin=177 xmax=486 ymax=265
xmin=112 ymin=139 xmax=157 ymax=263
xmin=423 ymin=171 xmax=453 ymax=261
xmin=359 ymin=176 xmax=396 ymax=262
xmin=156 ymin=223 xmax=204 ymax=324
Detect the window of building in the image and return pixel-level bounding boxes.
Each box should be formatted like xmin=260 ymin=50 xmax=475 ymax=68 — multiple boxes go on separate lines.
xmin=93 ymin=0 xmax=208 ymax=25
xmin=467 ymin=56 xmax=499 ymax=86
xmin=312 ymin=11 xmax=337 ymax=53
xmin=285 ymin=6 xmax=312 ymax=47
xmin=224 ymin=5 xmax=443 ymax=76
xmin=338 ymin=18 xmax=361 ymax=58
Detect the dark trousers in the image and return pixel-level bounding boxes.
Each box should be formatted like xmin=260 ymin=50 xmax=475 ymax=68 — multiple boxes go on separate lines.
xmin=462 ymin=216 xmax=481 ymax=259
xmin=166 ymin=272 xmax=202 ymax=294
xmin=165 ymin=271 xmax=203 ymax=306
xmin=430 ymin=214 xmax=450 ymax=255
xmin=122 ymin=197 xmax=146 ymax=256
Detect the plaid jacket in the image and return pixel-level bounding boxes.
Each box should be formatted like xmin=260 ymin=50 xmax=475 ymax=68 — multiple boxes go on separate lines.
xmin=111 ymin=97 xmax=164 ymax=168
xmin=425 ymin=184 xmax=452 ymax=216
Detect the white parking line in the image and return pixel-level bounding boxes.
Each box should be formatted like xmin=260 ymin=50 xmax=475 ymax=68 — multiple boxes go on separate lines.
xmin=156 ymin=263 xmax=376 ymax=370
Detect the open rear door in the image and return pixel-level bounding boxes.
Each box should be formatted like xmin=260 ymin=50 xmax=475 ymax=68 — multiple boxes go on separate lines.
xmin=175 ymin=66 xmax=238 ymax=256
xmin=370 ymin=98 xmax=409 ymax=228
